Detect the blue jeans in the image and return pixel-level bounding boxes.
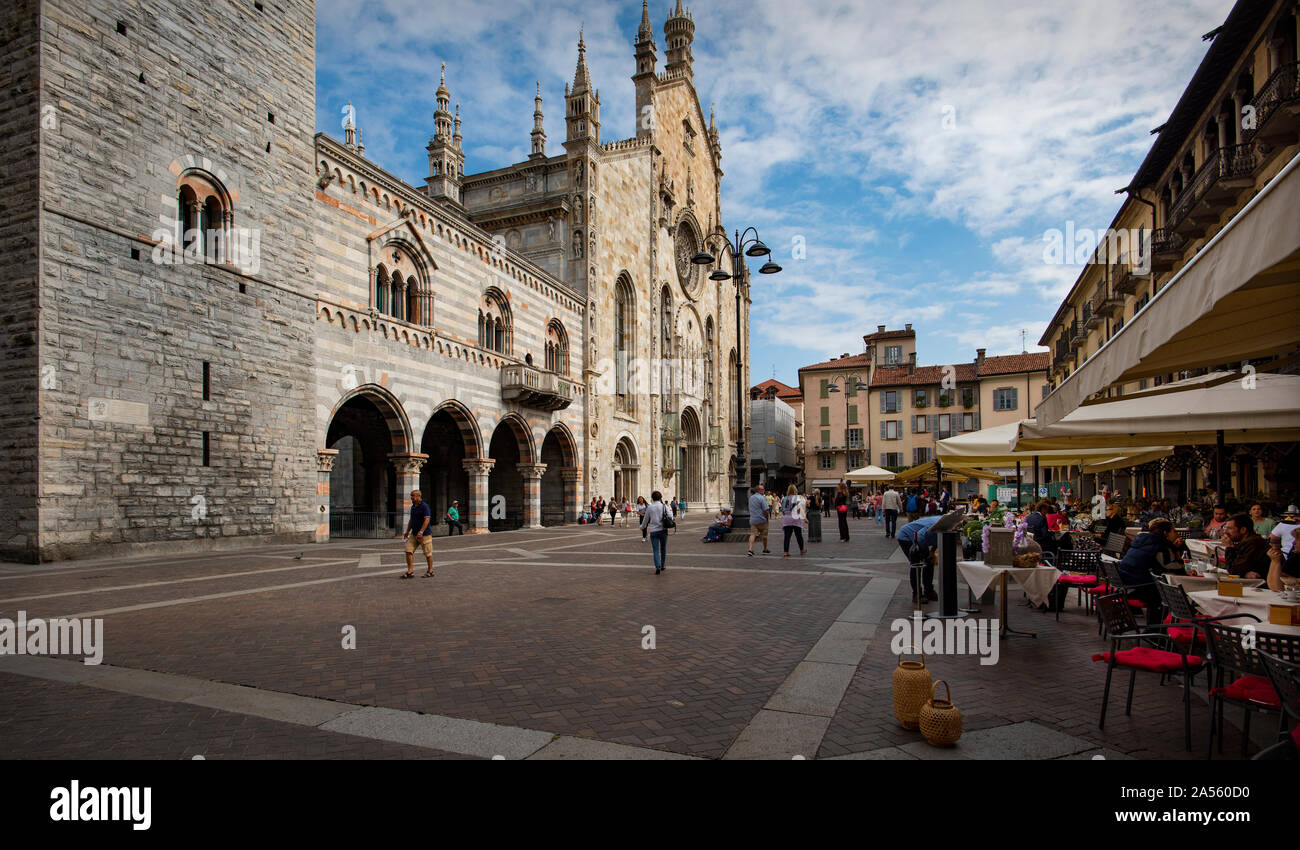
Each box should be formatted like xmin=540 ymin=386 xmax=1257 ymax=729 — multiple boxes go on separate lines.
xmin=650 ymin=530 xmax=667 ymax=569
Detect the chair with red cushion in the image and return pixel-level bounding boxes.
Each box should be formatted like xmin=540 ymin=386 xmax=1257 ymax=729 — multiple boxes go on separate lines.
xmin=1253 ymin=651 xmax=1300 ymax=761
xmin=1097 ymin=560 xmax=1152 ymax=637
xmin=1202 ymin=624 xmax=1299 ymax=759
xmin=1092 ymin=594 xmax=1204 ymax=752
xmin=1154 ymin=581 xmax=1212 ymax=650
xmin=1054 ymin=549 xmax=1101 ymax=620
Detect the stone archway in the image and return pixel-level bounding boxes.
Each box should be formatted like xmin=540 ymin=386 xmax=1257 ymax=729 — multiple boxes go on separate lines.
xmin=680 ymin=406 xmax=703 ymax=505
xmin=420 ymin=401 xmax=481 ymax=534
xmin=613 ymin=436 xmax=639 ymax=504
xmin=488 ymin=415 xmax=535 ymax=531
xmin=324 ymin=387 xmax=415 ymax=538
xmin=540 ymin=424 xmax=578 ymax=526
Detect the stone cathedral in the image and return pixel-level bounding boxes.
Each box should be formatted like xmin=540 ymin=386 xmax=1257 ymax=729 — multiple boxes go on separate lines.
xmin=2 ymin=0 xmax=750 ymax=562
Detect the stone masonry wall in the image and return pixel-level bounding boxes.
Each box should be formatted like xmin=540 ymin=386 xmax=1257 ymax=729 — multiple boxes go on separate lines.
xmin=35 ymin=0 xmax=319 ymax=560
xmin=0 ymin=0 xmax=42 ymax=561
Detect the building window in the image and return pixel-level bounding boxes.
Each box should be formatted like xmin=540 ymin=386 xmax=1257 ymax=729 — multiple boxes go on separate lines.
xmin=882 ymin=452 xmax=903 ymax=468
xmin=820 ymin=407 xmax=830 ymax=427
xmin=884 ymin=346 xmax=902 ymax=365
xmin=914 ymin=389 xmax=927 ymax=408
xmin=846 ymin=428 xmax=863 ymax=449
xmin=846 ymin=377 xmax=859 ymax=398
xmin=914 ymin=447 xmax=931 ymax=465
xmin=545 ymin=319 xmax=569 ymax=376
xmin=937 ymin=414 xmax=952 ymax=439
xmin=913 ymin=415 xmax=928 ymax=434
xmin=820 ymin=429 xmax=831 ymax=447
xmin=820 ymin=378 xmax=829 ymax=399
xmin=1041 ymin=384 xmax=1050 ymax=400
xmin=961 ymin=412 xmax=975 ymax=431
xmin=478 ymin=288 xmax=511 ymax=354
xmin=937 ymin=390 xmax=953 ymax=407
xmin=615 ymin=276 xmax=635 ymax=413
xmin=848 ymin=452 xmax=862 ymax=468
xmin=819 ymin=454 xmax=835 ymax=470
xmin=846 ymin=405 xmax=858 ymax=425
xmin=960 ymin=387 xmax=975 ymax=408
xmin=176 ymin=170 xmax=233 ymax=265
xmin=993 ymin=388 xmax=1018 ymax=411
xmin=881 ymin=391 xmax=900 ymax=413
xmin=882 ymin=420 xmax=901 ymax=441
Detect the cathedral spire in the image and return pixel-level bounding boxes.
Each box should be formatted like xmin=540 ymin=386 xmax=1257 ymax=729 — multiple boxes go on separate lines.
xmin=637 ymin=0 xmax=653 ymax=42
xmin=572 ymin=30 xmax=591 ymax=93
xmin=530 ymin=81 xmax=547 ymax=159
xmin=664 ymin=1 xmax=695 ymax=82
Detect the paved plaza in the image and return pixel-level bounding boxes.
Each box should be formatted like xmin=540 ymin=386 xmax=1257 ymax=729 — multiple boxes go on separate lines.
xmin=0 ymin=515 xmax=1270 ymax=760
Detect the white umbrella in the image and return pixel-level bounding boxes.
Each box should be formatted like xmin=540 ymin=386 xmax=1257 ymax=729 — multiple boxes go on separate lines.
xmin=844 ymin=465 xmax=896 ymax=483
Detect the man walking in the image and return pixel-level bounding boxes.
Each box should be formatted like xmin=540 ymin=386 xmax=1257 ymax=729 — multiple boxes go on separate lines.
xmin=445 ymin=500 xmax=464 ymax=536
xmin=882 ymin=485 xmax=903 ymax=539
xmin=403 ymin=490 xmax=434 ymax=578
xmin=747 ymin=484 xmax=771 ymax=556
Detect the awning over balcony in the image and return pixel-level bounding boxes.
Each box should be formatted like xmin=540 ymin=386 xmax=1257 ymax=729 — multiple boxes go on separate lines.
xmin=1036 ymin=151 xmax=1300 ymax=426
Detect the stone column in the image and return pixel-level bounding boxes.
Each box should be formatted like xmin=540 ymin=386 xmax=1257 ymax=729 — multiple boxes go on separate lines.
xmin=391 ymin=453 xmax=429 ymax=534
xmin=462 ymin=458 xmax=495 ymax=534
xmin=560 ymin=467 xmax=583 ymax=524
xmin=518 ymin=463 xmax=548 ymax=528
xmin=316 ymin=449 xmax=339 ymax=544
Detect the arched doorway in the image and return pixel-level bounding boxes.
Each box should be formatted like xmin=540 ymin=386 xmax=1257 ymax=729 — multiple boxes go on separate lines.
xmin=680 ymin=407 xmax=703 ymax=505
xmin=325 ymin=389 xmax=410 ymax=537
xmin=488 ymin=416 xmax=533 ymax=531
xmin=614 ymin=437 xmax=639 ymax=504
xmin=540 ymin=425 xmax=577 ymax=526
xmin=420 ymin=402 xmax=480 ymax=533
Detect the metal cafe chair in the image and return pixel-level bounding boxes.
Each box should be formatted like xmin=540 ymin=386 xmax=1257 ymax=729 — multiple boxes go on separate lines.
xmin=1254 ymin=651 xmax=1300 ymax=761
xmin=1202 ymin=623 xmax=1299 ymax=759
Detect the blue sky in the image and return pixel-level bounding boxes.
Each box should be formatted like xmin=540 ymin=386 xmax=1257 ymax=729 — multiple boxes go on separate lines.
xmin=316 ymin=0 xmax=1237 ymax=387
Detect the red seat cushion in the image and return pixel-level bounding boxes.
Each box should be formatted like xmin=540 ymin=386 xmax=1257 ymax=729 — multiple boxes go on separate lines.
xmin=1167 ymin=625 xmax=1205 ymax=645
xmin=1092 ymin=647 xmax=1204 ymax=673
xmin=1126 ymin=599 xmax=1148 ymax=609
xmin=1086 ymin=585 xmax=1116 ymax=595
xmin=1210 ymin=675 xmax=1281 ymax=709
xmin=1293 ymin=725 xmax=1300 ymax=748
xmin=1059 ymin=574 xmax=1098 ymax=586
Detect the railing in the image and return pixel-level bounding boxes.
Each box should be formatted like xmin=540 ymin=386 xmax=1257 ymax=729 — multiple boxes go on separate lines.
xmin=1166 ymin=143 xmax=1259 ymax=230
xmin=500 ymin=364 xmax=574 ymax=411
xmin=1249 ymin=61 xmax=1300 ymax=133
xmin=330 ymin=512 xmax=402 ymax=539
xmin=1151 ymin=227 xmax=1184 ymax=256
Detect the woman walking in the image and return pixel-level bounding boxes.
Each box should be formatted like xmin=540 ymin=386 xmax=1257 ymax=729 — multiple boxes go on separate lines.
xmin=781 ymin=485 xmax=807 ymax=557
xmin=807 ymin=491 xmax=823 ymax=543
xmin=636 ymin=496 xmax=649 ymax=540
xmin=641 ymin=491 xmax=670 ymax=574
xmin=835 ymin=482 xmax=851 ymax=542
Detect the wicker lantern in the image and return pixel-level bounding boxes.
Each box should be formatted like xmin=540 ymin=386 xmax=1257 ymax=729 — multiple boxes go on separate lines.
xmin=892 ymin=648 xmax=931 ymax=730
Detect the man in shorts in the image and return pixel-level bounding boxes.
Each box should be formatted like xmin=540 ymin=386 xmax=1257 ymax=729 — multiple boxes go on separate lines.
xmin=403 ymin=489 xmax=434 ymax=578
xmin=747 ymin=484 xmax=771 ymax=556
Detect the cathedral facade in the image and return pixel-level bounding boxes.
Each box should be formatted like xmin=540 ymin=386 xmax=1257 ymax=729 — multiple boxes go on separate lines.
xmin=2 ymin=0 xmax=749 ymax=562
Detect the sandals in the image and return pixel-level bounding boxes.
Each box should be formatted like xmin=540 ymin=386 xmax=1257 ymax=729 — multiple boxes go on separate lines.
xmin=401 ymin=572 xmax=414 ymax=579
xmin=423 ymin=571 xmax=435 ymax=578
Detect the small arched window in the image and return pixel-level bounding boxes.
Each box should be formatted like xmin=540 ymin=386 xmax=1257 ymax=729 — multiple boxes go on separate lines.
xmin=546 ymin=320 xmax=569 ymax=376
xmin=176 ymin=170 xmax=232 ymax=264
xmin=480 ymin=288 xmax=511 ymax=354
xmin=374 ymin=245 xmax=430 ymax=325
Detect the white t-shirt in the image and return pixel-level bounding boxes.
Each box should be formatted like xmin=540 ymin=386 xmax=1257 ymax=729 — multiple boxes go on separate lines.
xmin=1271 ymin=522 xmax=1299 ymax=554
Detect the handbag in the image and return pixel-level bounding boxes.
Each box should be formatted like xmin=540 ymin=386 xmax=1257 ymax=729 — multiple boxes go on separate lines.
xmin=837 ymin=504 xmax=848 ymax=515
xmin=660 ymin=504 xmax=675 ymax=529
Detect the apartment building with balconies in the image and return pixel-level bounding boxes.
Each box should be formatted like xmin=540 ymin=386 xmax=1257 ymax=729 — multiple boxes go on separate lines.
xmin=1042 ymin=0 xmax=1300 ymax=396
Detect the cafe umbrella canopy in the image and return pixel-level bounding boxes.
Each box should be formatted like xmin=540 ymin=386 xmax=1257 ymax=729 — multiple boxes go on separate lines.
xmin=1012 ymin=372 xmax=1300 ymax=452
xmin=935 ymin=420 xmax=1173 ymax=507
xmin=844 ymin=465 xmax=897 ymax=484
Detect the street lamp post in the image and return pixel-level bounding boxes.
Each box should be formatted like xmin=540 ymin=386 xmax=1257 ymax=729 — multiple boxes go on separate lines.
xmin=826 ymin=373 xmax=869 ymax=475
xmin=691 ymin=227 xmax=781 ymax=530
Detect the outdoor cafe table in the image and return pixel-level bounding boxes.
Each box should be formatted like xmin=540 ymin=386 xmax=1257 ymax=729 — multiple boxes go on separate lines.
xmin=1188 ymin=587 xmax=1300 ymax=636
xmin=957 ymin=560 xmax=1062 ymax=639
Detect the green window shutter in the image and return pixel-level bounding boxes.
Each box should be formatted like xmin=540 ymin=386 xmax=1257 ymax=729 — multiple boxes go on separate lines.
xmin=821 ymin=429 xmax=831 ymax=446
xmin=820 ymin=407 xmax=830 ymax=426
xmin=820 ymin=379 xmax=829 ymax=399
xmin=847 ymin=405 xmax=858 ymax=425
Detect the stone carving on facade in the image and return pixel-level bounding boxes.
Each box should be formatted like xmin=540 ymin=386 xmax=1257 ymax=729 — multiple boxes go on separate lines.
xmin=572 ymin=230 xmax=583 ymax=258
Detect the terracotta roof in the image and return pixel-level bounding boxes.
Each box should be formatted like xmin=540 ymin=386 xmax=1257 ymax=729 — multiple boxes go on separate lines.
xmin=871 ymin=363 xmax=977 ymax=388
xmin=798 ymin=353 xmax=871 ymax=373
xmin=750 ymin=379 xmax=802 ymax=401
xmin=863 ymin=328 xmax=915 ymax=341
xmin=977 ymin=352 xmax=1050 ymax=377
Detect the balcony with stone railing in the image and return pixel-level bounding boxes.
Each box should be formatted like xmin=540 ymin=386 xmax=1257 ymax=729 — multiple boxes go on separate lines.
xmin=500 ymin=364 xmax=575 ymax=411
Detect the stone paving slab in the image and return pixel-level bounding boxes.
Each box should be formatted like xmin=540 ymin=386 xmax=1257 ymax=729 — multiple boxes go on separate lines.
xmin=527 ymin=736 xmax=700 ymax=760
xmin=321 ymin=706 xmax=555 ymax=760
xmin=804 ymin=621 xmax=878 ymax=665
xmin=764 ymin=661 xmax=858 ymax=717
xmin=722 ymin=710 xmax=831 ymax=760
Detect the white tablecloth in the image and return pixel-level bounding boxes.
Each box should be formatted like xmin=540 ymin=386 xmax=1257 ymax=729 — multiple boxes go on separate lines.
xmin=957 ymin=561 xmax=1062 ymax=607
xmin=1188 ymin=588 xmax=1300 ymax=636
